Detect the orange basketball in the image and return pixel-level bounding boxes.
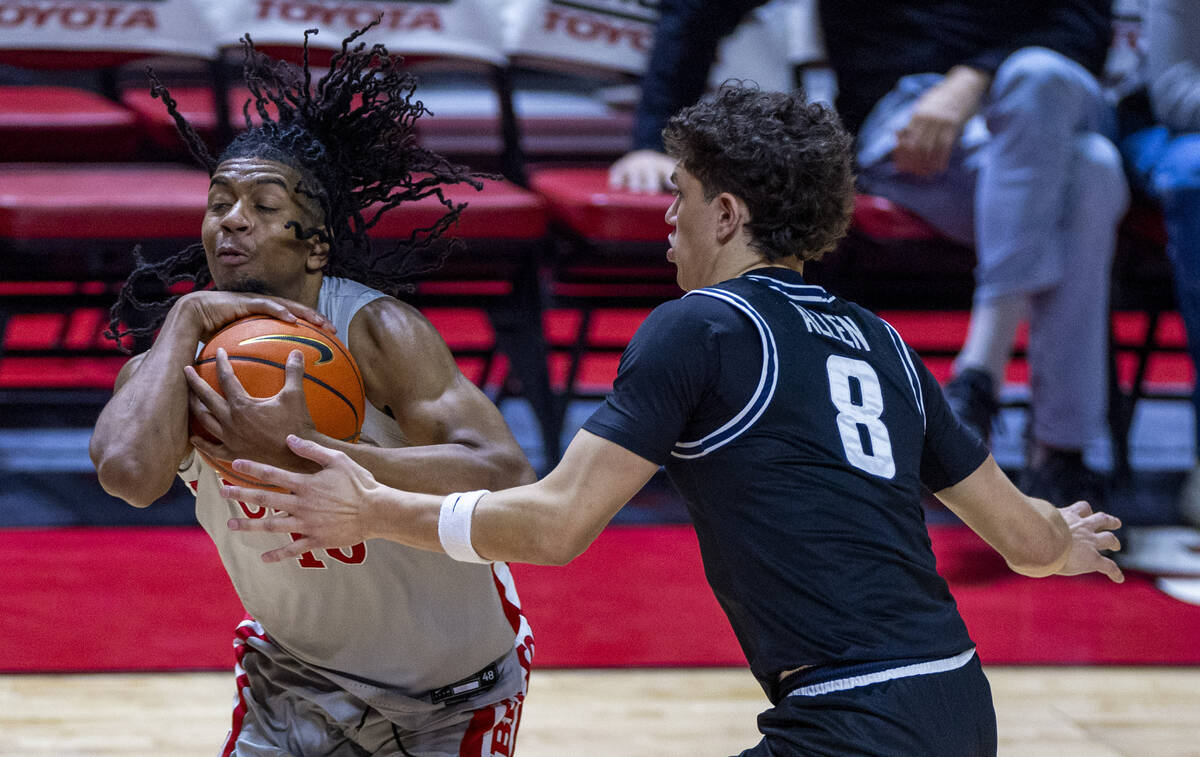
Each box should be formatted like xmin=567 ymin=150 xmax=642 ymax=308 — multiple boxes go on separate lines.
xmin=190 ymin=315 xmax=365 ymax=490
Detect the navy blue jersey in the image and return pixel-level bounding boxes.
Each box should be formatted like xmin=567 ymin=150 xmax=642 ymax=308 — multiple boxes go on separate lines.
xmin=583 ymin=268 xmax=988 ymax=688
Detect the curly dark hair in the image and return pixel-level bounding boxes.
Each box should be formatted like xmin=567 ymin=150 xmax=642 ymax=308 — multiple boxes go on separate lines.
xmin=662 ymin=84 xmax=854 ymax=263
xmin=107 ymin=20 xmax=481 ymax=348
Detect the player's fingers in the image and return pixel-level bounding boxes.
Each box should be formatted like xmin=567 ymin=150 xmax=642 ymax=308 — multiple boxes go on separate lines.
xmin=1066 ymin=500 xmax=1095 ymax=517
xmin=1096 ymin=530 xmax=1121 ymax=552
xmin=188 ymin=395 xmax=225 ymax=440
xmin=184 ymin=364 xmax=227 ymax=411
xmin=231 ymin=457 xmax=304 ymax=491
xmin=257 ymin=296 xmax=334 ymax=334
xmin=1084 ymin=511 xmax=1122 ymax=533
xmin=225 ymin=512 xmax=296 ymax=534
xmin=1097 ymin=555 xmax=1125 ymax=583
xmin=260 ymin=538 xmax=311 ymax=564
xmin=285 ymin=434 xmax=345 ymax=468
xmin=221 ymin=483 xmax=294 ymax=514
xmin=190 ymin=434 xmax=230 ymax=462
xmin=281 ymin=350 xmax=306 ymax=394
xmin=214 ymin=348 xmax=250 ymax=400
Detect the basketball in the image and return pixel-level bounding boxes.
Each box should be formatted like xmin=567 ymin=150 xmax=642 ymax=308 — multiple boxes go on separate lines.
xmin=189 ymin=315 xmax=365 ymax=490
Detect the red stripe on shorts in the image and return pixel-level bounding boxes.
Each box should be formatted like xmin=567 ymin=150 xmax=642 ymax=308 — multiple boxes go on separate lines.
xmin=490 ymin=563 xmax=524 ymax=635
xmin=458 ymin=704 xmax=498 ymax=757
xmin=221 ymin=617 xmax=266 ymax=757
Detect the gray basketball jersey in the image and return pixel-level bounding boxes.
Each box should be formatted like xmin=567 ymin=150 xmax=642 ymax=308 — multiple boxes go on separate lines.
xmin=180 ymin=276 xmax=519 ymax=695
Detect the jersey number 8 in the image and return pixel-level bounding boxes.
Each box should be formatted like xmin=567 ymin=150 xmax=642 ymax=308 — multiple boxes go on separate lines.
xmin=826 ymin=355 xmax=896 ymax=479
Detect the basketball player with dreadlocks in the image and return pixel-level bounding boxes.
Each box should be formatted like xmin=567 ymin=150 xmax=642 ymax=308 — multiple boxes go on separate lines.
xmin=89 ymin=24 xmax=535 ymax=756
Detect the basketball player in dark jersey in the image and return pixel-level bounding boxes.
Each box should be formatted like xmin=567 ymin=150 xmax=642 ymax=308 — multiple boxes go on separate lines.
xmin=220 ymin=85 xmax=1124 ymax=756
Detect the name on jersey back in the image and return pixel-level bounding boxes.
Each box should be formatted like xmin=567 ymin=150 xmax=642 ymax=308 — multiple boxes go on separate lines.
xmin=794 ymin=305 xmax=870 ymax=352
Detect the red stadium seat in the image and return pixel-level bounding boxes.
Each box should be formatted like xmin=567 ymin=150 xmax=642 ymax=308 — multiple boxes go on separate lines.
xmin=0 ymin=86 xmax=142 ymax=162
xmin=0 ymin=163 xmax=208 ymax=244
xmin=850 ymin=194 xmax=946 ymax=242
xmin=368 ymin=175 xmax=560 ymax=461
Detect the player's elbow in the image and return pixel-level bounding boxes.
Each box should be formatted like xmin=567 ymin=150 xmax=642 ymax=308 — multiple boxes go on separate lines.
xmin=91 ymin=444 xmax=173 ymax=509
xmin=487 ymin=446 xmax=538 ymax=489
xmin=531 ymin=537 xmax=588 ymax=567
xmin=533 ymin=518 xmax=596 ymax=566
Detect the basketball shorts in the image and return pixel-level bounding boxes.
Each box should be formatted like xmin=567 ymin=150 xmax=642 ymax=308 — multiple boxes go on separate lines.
xmin=737 ymin=648 xmax=996 ymax=757
xmin=221 ymin=619 xmax=532 ymax=757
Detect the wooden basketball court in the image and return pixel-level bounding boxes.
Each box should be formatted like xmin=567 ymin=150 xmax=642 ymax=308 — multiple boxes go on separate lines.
xmin=2 ymin=666 xmax=1198 ymax=755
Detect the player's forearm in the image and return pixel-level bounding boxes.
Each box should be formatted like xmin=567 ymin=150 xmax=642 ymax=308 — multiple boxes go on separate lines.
xmin=370 ymin=481 xmax=588 ymax=566
xmin=90 ymin=307 xmax=201 ymax=506
xmin=936 ymin=455 xmax=1071 ymax=576
xmin=323 ymin=435 xmax=536 ymax=496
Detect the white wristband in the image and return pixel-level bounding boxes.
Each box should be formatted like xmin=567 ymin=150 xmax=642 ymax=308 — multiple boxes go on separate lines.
xmin=438 ymin=490 xmax=492 ymax=564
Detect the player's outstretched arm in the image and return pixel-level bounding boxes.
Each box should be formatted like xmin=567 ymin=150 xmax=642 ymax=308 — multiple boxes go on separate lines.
xmin=89 ymin=291 xmax=331 ymax=508
xmin=223 ymin=430 xmax=659 ymax=566
xmin=934 ymin=454 xmax=1124 ymax=583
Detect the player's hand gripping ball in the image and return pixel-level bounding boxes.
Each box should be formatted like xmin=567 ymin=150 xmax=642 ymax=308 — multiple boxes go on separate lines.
xmin=189 ymin=315 xmax=365 ymax=489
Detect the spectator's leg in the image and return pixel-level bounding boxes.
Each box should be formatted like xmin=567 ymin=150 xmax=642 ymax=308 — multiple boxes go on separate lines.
xmin=1022 ymin=131 xmax=1128 ymax=502
xmin=974 ymin=47 xmax=1116 ymax=302
xmin=972 ymin=48 xmax=1128 ymax=500
xmin=855 ymin=74 xmax=998 ymax=441
xmin=952 ymin=296 xmax=1028 ymax=390
xmin=1149 ymin=134 xmax=1200 ymax=525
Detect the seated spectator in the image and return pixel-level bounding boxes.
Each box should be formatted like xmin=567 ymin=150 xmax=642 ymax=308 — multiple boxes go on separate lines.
xmin=610 ymin=0 xmax=1129 ymax=507
xmin=1118 ymin=0 xmax=1200 ymax=527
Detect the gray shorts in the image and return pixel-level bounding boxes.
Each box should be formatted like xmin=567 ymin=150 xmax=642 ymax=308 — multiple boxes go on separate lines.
xmin=220 ymin=619 xmax=533 ymax=757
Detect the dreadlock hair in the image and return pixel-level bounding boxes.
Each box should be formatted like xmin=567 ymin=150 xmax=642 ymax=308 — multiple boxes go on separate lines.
xmin=107 ymin=19 xmax=482 ymax=349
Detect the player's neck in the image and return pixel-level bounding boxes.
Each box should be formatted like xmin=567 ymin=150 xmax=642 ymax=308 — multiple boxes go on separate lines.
xmin=272 ymin=273 xmax=324 ymax=309
xmin=731 ymin=259 xmax=804 ymax=279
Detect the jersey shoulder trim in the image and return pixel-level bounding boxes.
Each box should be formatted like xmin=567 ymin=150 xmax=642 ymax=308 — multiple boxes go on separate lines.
xmin=879 ymin=317 xmax=926 ymax=430
xmin=670 ymin=287 xmax=778 ymax=459
xmin=744 ymin=274 xmax=836 ymax=304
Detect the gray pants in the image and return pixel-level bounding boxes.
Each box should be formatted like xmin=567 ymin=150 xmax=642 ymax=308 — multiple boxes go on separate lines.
xmin=856 ymin=47 xmax=1130 ymax=448
xmin=222 ymin=619 xmax=531 ymax=757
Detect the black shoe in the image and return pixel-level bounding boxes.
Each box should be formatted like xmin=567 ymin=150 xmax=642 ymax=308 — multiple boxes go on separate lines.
xmin=1019 ymin=449 xmax=1109 ymax=508
xmin=943 ymin=368 xmax=999 ymax=445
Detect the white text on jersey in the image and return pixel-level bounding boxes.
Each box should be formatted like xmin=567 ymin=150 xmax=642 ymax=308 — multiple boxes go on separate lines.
xmin=794 ymin=306 xmax=870 ymax=352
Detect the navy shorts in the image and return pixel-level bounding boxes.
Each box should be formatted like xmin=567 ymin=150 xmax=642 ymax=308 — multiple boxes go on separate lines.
xmin=737 ymin=649 xmax=997 ymax=757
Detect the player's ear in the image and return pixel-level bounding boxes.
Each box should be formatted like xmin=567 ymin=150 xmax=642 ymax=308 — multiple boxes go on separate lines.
xmin=714 ymin=192 xmax=749 ymax=245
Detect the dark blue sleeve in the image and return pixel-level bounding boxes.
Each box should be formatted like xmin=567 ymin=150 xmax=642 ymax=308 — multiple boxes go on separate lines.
xmin=914 ymin=348 xmax=991 ymax=491
xmin=632 ymin=0 xmax=766 ymax=151
xmin=582 ymin=298 xmax=721 ymax=465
